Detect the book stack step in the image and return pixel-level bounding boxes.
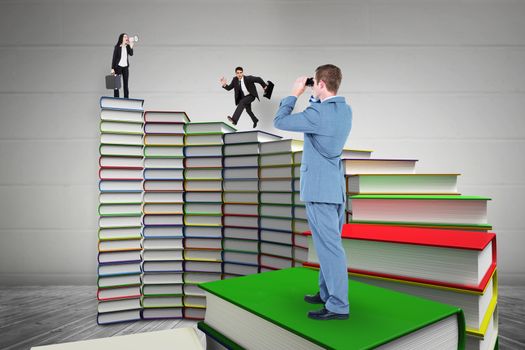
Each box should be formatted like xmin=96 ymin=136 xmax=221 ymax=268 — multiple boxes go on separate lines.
xmin=97 ymin=96 xmax=145 ymax=324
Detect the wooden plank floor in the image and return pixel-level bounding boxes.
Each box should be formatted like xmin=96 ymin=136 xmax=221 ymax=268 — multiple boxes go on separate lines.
xmin=1 ymin=285 xmax=524 ymax=349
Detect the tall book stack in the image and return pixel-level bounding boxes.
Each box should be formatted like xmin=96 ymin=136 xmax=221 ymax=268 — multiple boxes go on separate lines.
xmin=97 ymin=97 xmax=145 ymax=324
xmin=257 ymin=139 xmax=305 ymax=272
xmin=222 ymin=131 xmax=282 ymax=278
xmin=141 ymin=111 xmax=189 ymax=320
xmin=301 ymin=223 xmax=498 ymax=350
xmin=182 ymin=122 xmax=235 ymax=320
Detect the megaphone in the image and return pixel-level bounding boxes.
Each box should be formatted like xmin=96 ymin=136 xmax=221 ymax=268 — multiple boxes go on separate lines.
xmin=129 ymin=35 xmax=139 ymax=43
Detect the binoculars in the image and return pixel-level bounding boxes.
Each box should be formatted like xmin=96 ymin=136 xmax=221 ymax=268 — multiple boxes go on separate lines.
xmin=305 ymin=77 xmax=314 ymax=87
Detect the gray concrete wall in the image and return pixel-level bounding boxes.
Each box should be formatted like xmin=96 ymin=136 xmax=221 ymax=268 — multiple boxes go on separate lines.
xmin=1 ymin=0 xmax=524 ymax=285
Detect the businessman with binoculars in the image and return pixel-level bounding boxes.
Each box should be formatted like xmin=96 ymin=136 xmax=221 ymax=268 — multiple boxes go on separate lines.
xmin=274 ymin=64 xmax=352 ymax=321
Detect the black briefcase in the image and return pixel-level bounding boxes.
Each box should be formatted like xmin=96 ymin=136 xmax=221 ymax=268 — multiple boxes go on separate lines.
xmin=105 ymin=74 xmax=121 ymax=90
xmin=263 ymin=80 xmax=274 ymax=99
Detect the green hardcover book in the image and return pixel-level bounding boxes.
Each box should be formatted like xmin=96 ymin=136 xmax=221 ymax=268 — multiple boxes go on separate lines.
xmin=199 ymin=267 xmax=465 ymax=350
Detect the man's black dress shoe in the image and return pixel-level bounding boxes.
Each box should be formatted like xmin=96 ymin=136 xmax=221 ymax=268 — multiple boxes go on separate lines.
xmin=304 ymin=292 xmax=324 ymax=304
xmin=307 ymin=308 xmax=349 ymax=321
xmin=227 ymin=116 xmax=236 ymax=125
xmin=253 ymin=118 xmax=259 ymax=128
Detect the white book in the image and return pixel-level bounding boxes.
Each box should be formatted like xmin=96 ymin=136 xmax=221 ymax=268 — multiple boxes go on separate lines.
xmin=184 ymin=179 xmax=222 ymax=191
xmin=144 ymin=145 xmax=183 ymax=157
xmin=223 ymin=238 xmax=258 ymax=253
xmin=223 ymin=130 xmax=281 ymax=144
xmin=293 ymin=148 xmax=373 ymax=163
xmin=293 ymin=219 xmax=310 ymax=234
xmin=185 ymin=191 xmax=223 ymax=203
xmin=185 ymin=261 xmax=222 ymax=273
xmin=260 ymin=165 xmax=293 ymax=179
xmin=223 ymin=155 xmax=259 ymax=167
xmin=143 ymin=238 xmax=184 ymax=250
xmin=144 ymin=157 xmax=184 ymax=168
xmin=143 ymin=180 xmax=183 ymax=191
xmin=184 ymin=249 xmax=222 ymax=262
xmin=350 ymin=195 xmax=489 ymax=226
xmin=223 ymin=227 xmax=259 ymax=240
xmin=98 ymin=239 xmax=142 ymax=252
xmin=260 ymin=229 xmax=293 ymax=245
xmin=259 ymin=139 xmax=303 ymax=155
xmin=100 ymin=121 xmax=143 ymax=134
xmin=100 ymin=96 xmax=144 ymax=110
xmin=347 ymin=174 xmax=459 ymax=195
xmin=144 ymin=168 xmax=183 ymax=180
xmin=293 ymin=205 xmax=307 ymax=220
xmin=223 ymin=179 xmax=258 ymax=192
xmin=143 ymin=203 xmax=183 ymax=214
xmin=185 ymin=145 xmax=223 ymax=157
xmin=260 ymin=254 xmax=294 ymax=269
xmin=260 ymin=192 xmax=293 ymax=205
xmin=260 ymin=153 xmax=294 ymax=166
xmin=100 ymin=109 xmax=143 ymax=123
xmin=98 ymin=227 xmax=142 ymax=241
xmin=184 ymin=307 xmax=206 ymax=320
xmin=143 ymin=191 xmax=184 ymax=203
xmin=184 ymin=203 xmax=222 ymax=215
xmin=144 ymin=111 xmax=189 ymax=123
xmin=99 ymin=144 xmax=143 ymax=157
xmin=259 ymin=179 xmax=293 ymax=192
xmin=293 ymin=192 xmax=304 ymax=206
xmin=97 ymin=274 xmax=141 ymax=288
xmin=142 ymin=308 xmax=184 ymax=320
xmin=100 ymin=156 xmax=143 ymax=168
xmin=223 ymin=192 xmax=258 ymax=204
xmin=294 ymin=246 xmax=309 ymax=262
xmin=142 ymin=284 xmax=184 ymax=296
xmin=142 ymin=272 xmax=183 ymax=284
xmin=184 ymin=295 xmax=207 ymax=308
xmin=183 ymin=272 xmax=222 ymax=284
xmin=143 ymin=250 xmax=184 ymax=261
xmin=143 ymin=214 xmax=183 ymax=226
xmin=184 ymin=226 xmax=222 ymax=238
xmin=223 ymin=262 xmax=259 ymax=276
xmin=99 ymin=192 xmax=143 ymax=204
xmin=223 ymin=203 xmax=259 ymax=216
xmin=183 ymin=284 xmax=206 ymax=296
xmin=185 ymin=133 xmax=224 ymax=145
xmin=185 ymin=122 xmax=235 ymax=134
xmin=143 ymin=261 xmax=184 ymax=272
xmin=97 ymin=286 xmax=140 ymax=301
xmin=142 ymin=296 xmax=183 ymax=308
xmin=465 ymin=308 xmax=498 ymax=350
xmin=99 ymin=168 xmax=143 ymax=180
xmin=342 ymin=158 xmax=417 ymax=175
xmin=260 ymin=204 xmax=293 ymax=218
xmin=260 ymin=242 xmax=293 ymax=258
xmin=223 ymin=167 xmax=259 ymax=179
xmin=98 ymin=250 xmax=142 ymax=264
xmin=144 ymin=134 xmax=184 ymax=145
xmin=100 ymin=133 xmax=143 ymax=146
xmin=185 ymin=156 xmax=223 ymax=168
xmin=99 ymin=203 xmax=141 ymax=216
xmin=223 ymin=143 xmax=260 ymax=156
xmin=223 ymin=251 xmax=259 ymax=265
xmin=143 ymin=225 xmax=184 ymax=238
xmin=185 ymin=237 xmax=222 ymax=250
xmin=184 ymin=215 xmax=222 ymax=226
xmin=98 ymin=262 xmax=141 ymax=276
xmin=99 ymin=216 xmax=142 ymax=229
xmin=223 ymin=215 xmax=258 ymax=228
xmin=144 ymin=123 xmax=185 ymax=134
xmin=97 ymin=298 xmax=141 ymax=313
xmin=184 ymin=168 xmax=223 ymax=180
xmin=260 ymin=217 xmax=293 ymax=232
xmin=96 ymin=309 xmax=141 ymax=325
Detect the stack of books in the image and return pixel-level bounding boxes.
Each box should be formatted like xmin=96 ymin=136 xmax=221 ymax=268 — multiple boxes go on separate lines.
xmin=222 ymin=131 xmax=282 ymax=277
xmin=182 ymin=122 xmax=236 ymax=319
xmin=141 ymin=110 xmax=189 ymax=320
xmin=301 ymin=223 xmax=498 ymax=349
xmin=257 ymin=139 xmax=304 ymax=271
xmin=97 ymin=97 xmax=145 ymax=324
xmin=198 ymin=267 xmax=466 ymax=350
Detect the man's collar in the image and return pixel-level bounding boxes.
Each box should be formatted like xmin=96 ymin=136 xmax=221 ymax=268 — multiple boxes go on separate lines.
xmin=321 ymin=95 xmax=344 ymax=103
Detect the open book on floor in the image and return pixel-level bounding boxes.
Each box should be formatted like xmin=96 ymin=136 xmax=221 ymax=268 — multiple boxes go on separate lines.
xmin=198 ymin=267 xmax=466 ymax=350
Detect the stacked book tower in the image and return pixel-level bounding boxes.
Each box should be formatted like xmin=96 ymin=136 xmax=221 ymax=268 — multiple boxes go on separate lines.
xmin=141 ymin=110 xmax=189 ymax=320
xmin=182 ymin=122 xmax=235 ymax=319
xmin=299 ymin=157 xmax=498 ymax=349
xmin=97 ymin=97 xmax=145 ymax=324
xmin=222 ymin=131 xmax=282 ymax=277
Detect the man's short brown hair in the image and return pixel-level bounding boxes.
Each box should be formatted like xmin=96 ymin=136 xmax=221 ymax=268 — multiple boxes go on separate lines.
xmin=315 ymin=64 xmax=342 ymax=94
